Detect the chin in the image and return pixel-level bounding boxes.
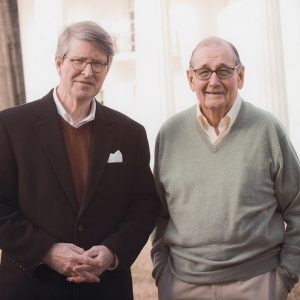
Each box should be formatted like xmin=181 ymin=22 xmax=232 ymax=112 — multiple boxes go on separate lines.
xmin=205 ymin=98 xmax=226 ymax=107
xmin=76 ymin=87 xmax=95 ymax=97
xmin=76 ymin=92 xmax=95 ymax=101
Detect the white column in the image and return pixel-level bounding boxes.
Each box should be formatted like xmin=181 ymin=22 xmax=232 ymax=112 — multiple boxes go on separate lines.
xmin=134 ymin=0 xmax=175 ymax=159
xmin=259 ymin=0 xmax=289 ymax=130
xmin=18 ymin=0 xmax=63 ymax=101
xmin=279 ymin=0 xmax=300 ymax=155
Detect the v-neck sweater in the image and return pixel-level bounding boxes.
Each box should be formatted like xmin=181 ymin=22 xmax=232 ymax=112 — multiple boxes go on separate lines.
xmin=153 ymin=101 xmax=300 ymax=285
xmin=59 ymin=117 xmax=93 ymax=206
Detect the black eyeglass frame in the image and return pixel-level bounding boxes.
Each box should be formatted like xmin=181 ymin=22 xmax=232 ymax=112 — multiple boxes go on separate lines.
xmin=190 ymin=64 xmax=240 ymax=80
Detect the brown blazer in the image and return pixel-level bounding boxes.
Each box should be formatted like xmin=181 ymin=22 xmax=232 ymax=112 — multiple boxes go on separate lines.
xmin=0 ymin=90 xmax=159 ymax=300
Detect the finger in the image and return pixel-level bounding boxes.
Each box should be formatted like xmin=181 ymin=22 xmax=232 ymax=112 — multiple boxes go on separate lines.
xmin=68 ymin=250 xmax=92 ymax=266
xmin=73 ymin=264 xmax=106 ymax=279
xmin=67 ymin=253 xmax=86 ymax=268
xmin=71 ymin=270 xmax=81 ymax=276
xmin=67 ymin=275 xmax=91 ymax=283
xmin=69 ymin=244 xmax=85 ymax=254
xmin=83 ymin=246 xmax=100 ymax=258
xmin=81 ymin=271 xmax=100 ymax=282
xmin=73 ymin=264 xmax=89 ymax=271
xmin=68 ymin=271 xmax=100 ymax=283
xmin=68 ymin=277 xmax=100 ymax=283
xmin=76 ymin=256 xmax=99 ymax=267
xmin=73 ymin=264 xmax=94 ymax=274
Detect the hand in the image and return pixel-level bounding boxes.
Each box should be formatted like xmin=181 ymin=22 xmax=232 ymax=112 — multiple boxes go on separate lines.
xmin=67 ymin=245 xmax=115 ymax=283
xmin=42 ymin=243 xmax=86 ymax=276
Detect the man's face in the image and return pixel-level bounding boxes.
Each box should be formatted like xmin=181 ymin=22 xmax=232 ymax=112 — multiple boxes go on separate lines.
xmin=187 ymin=43 xmax=244 ymax=116
xmin=56 ymin=39 xmax=109 ymax=102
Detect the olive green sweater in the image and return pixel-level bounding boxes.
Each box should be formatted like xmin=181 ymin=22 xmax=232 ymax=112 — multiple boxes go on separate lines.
xmin=152 ymin=101 xmax=300 ymax=290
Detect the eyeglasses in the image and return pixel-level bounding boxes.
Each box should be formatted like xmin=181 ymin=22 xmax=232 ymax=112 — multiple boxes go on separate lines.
xmin=191 ymin=64 xmax=240 ymax=80
xmin=64 ymin=55 xmax=108 ymax=73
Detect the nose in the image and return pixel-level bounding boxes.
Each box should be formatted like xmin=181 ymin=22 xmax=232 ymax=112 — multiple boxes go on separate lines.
xmin=81 ymin=63 xmax=94 ymax=77
xmin=209 ymin=71 xmax=220 ymax=81
xmin=208 ymin=71 xmax=221 ymax=86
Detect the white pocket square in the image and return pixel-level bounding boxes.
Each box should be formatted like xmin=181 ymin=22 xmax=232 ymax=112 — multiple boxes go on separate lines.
xmin=107 ymin=150 xmax=123 ymax=163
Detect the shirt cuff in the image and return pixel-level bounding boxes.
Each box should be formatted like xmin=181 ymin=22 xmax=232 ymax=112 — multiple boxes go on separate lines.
xmin=107 ymin=254 xmax=119 ymax=271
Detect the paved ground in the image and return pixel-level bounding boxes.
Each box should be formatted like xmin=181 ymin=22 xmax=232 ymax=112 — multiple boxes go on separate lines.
xmin=132 ymin=241 xmax=157 ymax=299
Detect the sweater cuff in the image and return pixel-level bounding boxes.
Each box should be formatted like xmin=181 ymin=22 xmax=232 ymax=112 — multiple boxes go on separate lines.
xmin=152 ymin=260 xmax=168 ymax=286
xmin=276 ymin=266 xmax=299 ymax=292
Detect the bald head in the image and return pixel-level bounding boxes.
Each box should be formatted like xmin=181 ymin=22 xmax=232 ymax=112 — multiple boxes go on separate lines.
xmin=189 ymin=37 xmax=241 ymax=68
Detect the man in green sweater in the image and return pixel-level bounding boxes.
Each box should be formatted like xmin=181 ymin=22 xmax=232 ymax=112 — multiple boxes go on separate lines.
xmin=151 ymin=37 xmax=300 ymax=300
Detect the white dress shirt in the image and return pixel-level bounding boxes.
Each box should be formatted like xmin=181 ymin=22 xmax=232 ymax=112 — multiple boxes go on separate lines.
xmin=53 ymin=88 xmax=96 ymax=128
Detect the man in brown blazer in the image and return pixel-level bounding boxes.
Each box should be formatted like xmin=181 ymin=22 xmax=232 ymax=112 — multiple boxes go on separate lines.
xmin=0 ymin=21 xmax=159 ymax=300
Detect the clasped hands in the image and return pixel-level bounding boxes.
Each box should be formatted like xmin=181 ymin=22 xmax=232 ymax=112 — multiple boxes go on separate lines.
xmin=42 ymin=243 xmax=116 ymax=283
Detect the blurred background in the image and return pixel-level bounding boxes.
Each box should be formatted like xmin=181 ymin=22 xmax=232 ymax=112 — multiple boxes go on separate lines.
xmin=1 ymin=0 xmax=300 ymax=299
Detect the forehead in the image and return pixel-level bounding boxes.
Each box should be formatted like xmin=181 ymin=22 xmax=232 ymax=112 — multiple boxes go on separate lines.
xmin=67 ymin=39 xmax=107 ymax=60
xmin=192 ymin=42 xmax=236 ymax=68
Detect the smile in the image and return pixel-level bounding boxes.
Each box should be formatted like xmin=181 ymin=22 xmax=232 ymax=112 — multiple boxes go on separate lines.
xmin=76 ymin=81 xmax=93 ymax=85
xmin=205 ymin=92 xmax=223 ymax=95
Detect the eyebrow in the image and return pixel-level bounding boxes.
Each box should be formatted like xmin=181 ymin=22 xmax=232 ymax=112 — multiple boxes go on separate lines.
xmin=196 ymin=63 xmax=234 ymax=69
xmin=70 ymin=56 xmax=106 ymax=63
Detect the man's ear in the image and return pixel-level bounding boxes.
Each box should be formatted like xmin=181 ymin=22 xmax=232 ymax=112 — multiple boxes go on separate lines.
xmin=55 ymin=58 xmax=63 ymax=76
xmin=186 ymin=69 xmax=196 ymax=92
xmin=238 ymin=65 xmax=245 ymax=89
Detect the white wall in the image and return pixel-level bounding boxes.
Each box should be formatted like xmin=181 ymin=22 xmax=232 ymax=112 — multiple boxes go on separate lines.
xmin=17 ymin=0 xmax=300 ymax=157
xmin=280 ymin=0 xmax=300 ymax=156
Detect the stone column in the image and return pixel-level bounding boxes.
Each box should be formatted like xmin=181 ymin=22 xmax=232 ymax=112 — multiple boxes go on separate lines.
xmin=260 ymin=0 xmax=289 ymax=130
xmin=135 ymin=0 xmax=175 ymax=159
xmin=0 ymin=0 xmax=26 ymax=110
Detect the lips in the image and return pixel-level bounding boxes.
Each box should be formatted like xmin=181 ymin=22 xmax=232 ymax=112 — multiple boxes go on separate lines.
xmin=205 ymin=91 xmax=223 ymax=94
xmin=76 ymin=80 xmax=93 ymax=85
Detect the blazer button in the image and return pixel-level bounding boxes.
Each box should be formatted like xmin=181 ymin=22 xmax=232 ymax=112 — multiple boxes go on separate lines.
xmin=77 ymin=224 xmax=84 ymax=232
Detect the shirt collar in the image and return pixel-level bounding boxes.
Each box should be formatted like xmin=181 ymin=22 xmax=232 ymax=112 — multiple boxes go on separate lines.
xmin=197 ymin=94 xmax=242 ymax=133
xmin=53 ymin=87 xmax=96 ymax=128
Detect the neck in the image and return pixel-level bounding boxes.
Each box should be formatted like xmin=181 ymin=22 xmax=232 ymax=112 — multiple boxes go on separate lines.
xmin=57 ymin=88 xmax=92 ymax=124
xmin=201 ymin=105 xmax=233 ymax=135
xmin=65 ymin=100 xmax=92 ymax=124
xmin=201 ymin=108 xmax=226 ymax=134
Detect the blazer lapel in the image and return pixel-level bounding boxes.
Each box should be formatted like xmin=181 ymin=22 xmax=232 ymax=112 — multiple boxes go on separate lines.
xmin=35 ymin=92 xmax=78 ymax=212
xmin=79 ymin=102 xmax=115 ymax=216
